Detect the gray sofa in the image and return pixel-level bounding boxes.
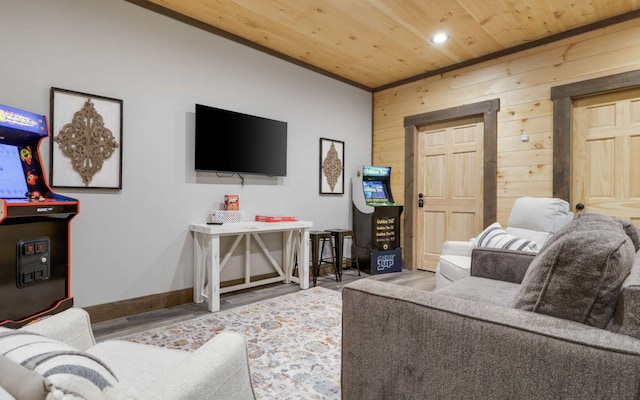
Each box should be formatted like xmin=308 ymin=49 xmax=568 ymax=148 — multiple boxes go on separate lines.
xmin=342 ymin=214 xmax=640 ymax=400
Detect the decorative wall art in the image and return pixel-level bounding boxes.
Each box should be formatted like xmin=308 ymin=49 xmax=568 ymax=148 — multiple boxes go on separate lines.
xmin=319 ymin=138 xmax=344 ymax=194
xmin=50 ymin=87 xmax=123 ymax=189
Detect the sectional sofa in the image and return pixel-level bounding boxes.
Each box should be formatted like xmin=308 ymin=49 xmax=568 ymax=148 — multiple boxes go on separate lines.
xmin=342 ymin=213 xmax=640 ymax=399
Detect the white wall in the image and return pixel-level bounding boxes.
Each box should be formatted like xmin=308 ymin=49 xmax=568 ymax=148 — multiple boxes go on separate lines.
xmin=0 ymin=0 xmax=372 ymax=307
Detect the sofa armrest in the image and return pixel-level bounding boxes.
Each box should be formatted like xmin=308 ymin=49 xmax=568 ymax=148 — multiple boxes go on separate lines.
xmin=19 ymin=308 xmax=96 ymax=351
xmin=139 ymin=332 xmax=255 ymax=400
xmin=441 ymin=240 xmax=475 ymax=257
xmin=470 ymin=247 xmax=536 ymax=284
xmin=342 ymin=279 xmax=640 ymax=400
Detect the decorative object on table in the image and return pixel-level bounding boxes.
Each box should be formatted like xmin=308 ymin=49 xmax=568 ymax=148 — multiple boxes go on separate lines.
xmin=224 ymin=194 xmax=239 ymax=210
xmin=121 ymin=287 xmax=342 ymax=400
xmin=210 ymin=210 xmax=245 ymax=223
xmin=320 ymin=137 xmax=344 ymax=194
xmin=50 ymin=87 xmax=123 ymax=189
xmin=254 ymin=215 xmax=299 ymax=222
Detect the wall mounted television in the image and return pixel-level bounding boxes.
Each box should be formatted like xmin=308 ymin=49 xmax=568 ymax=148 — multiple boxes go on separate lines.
xmin=195 ymin=104 xmax=287 ymax=176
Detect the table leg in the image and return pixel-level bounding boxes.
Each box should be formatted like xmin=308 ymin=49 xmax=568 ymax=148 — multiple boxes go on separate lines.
xmin=193 ymin=232 xmax=205 ymax=304
xmin=283 ymin=230 xmax=293 ymax=283
xmin=299 ymin=228 xmax=310 ymax=289
xmin=206 ymin=234 xmax=221 ymax=312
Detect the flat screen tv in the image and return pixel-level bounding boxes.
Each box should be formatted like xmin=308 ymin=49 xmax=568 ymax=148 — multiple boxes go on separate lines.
xmin=195 ymin=104 xmax=287 ymax=176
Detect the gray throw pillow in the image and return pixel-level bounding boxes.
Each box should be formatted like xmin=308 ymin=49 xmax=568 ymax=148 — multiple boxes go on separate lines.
xmin=512 ymin=213 xmax=635 ymax=328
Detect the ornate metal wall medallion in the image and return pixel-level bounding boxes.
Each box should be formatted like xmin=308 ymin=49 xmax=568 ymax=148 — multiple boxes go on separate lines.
xmin=50 ymin=87 xmax=123 ymax=189
xmin=55 ymin=99 xmax=119 ymax=186
xmin=320 ymin=138 xmax=345 ymax=194
xmin=322 ymin=143 xmax=343 ymax=191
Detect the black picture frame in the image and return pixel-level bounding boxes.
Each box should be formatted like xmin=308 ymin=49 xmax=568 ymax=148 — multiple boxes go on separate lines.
xmin=50 ymin=87 xmax=123 ymax=189
xmin=319 ymin=138 xmax=345 ymax=194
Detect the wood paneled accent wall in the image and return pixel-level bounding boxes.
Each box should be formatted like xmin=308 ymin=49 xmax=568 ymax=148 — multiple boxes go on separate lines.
xmin=373 ymin=18 xmax=640 ymax=231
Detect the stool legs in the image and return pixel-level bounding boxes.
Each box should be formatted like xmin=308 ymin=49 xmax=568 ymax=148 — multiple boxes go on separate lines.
xmin=321 ymin=237 xmax=339 ymax=282
xmin=310 ymin=231 xmax=339 ymax=286
xmin=327 ymin=229 xmax=360 ymax=278
xmin=311 ymin=234 xmax=320 ymax=286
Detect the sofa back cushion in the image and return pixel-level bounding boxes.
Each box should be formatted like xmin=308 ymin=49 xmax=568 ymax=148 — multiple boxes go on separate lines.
xmin=507 ymin=197 xmax=573 ymax=234
xmin=512 ymin=213 xmax=634 ymax=328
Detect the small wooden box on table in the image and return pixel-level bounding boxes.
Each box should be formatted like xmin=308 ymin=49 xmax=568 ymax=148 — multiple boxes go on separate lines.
xmin=189 ymin=221 xmax=312 ymax=312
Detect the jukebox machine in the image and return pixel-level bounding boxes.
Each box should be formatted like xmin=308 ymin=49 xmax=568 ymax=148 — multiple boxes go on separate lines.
xmin=352 ymin=165 xmax=403 ymax=274
xmin=0 ymin=103 xmax=78 ymax=328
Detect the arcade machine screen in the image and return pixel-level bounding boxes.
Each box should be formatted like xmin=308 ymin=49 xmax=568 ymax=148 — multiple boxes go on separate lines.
xmin=363 ymin=181 xmax=388 ymax=201
xmin=362 ymin=166 xmax=395 ymax=206
xmin=0 ymin=144 xmax=29 ymax=199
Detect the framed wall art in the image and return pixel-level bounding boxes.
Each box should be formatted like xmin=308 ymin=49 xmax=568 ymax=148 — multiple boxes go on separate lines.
xmin=50 ymin=87 xmax=123 ymax=189
xmin=319 ymin=137 xmax=344 ymax=195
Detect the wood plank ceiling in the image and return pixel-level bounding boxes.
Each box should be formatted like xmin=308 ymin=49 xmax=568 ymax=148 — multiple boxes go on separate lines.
xmin=128 ymin=0 xmax=640 ymax=91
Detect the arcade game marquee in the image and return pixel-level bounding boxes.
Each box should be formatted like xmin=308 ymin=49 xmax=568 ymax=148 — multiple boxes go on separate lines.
xmin=0 ymin=103 xmax=78 ymax=328
xmin=352 ymin=166 xmax=403 ymax=274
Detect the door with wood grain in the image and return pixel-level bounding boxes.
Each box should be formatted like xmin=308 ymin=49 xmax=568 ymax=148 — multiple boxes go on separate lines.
xmin=572 ymin=88 xmax=640 ymax=227
xmin=415 ymin=116 xmax=484 ymax=271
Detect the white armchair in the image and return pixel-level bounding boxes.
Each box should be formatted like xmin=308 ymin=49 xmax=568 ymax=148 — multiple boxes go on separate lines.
xmin=435 ymin=197 xmax=574 ymax=289
xmin=0 ymin=308 xmax=256 ymax=400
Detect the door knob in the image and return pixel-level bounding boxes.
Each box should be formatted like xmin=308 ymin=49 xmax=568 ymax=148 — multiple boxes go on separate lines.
xmin=576 ymin=203 xmax=585 ymax=211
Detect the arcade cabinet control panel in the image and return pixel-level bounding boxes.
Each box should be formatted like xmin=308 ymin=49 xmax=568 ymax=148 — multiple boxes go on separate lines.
xmin=16 ymin=237 xmax=50 ymax=287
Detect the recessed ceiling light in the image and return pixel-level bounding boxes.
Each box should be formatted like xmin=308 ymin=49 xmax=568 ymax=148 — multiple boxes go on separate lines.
xmin=431 ymin=33 xmax=449 ymax=44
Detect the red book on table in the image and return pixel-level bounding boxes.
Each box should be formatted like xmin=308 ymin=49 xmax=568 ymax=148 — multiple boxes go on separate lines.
xmin=255 ymin=215 xmax=299 ymax=222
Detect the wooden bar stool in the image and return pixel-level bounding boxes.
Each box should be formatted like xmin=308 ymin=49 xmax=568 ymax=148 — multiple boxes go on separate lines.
xmin=326 ymin=229 xmax=361 ymax=280
xmin=309 ymin=230 xmax=338 ymax=286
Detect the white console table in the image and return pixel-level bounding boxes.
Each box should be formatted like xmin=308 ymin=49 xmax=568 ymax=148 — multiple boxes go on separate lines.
xmin=189 ymin=221 xmax=312 ymax=312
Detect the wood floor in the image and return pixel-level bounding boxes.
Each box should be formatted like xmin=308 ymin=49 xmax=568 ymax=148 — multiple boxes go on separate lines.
xmin=92 ymin=268 xmax=436 ymax=341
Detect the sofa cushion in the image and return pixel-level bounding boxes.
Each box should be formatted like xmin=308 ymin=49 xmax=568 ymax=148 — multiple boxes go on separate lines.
xmin=0 ymin=329 xmax=118 ymax=399
xmin=513 ymin=213 xmax=635 ymax=328
xmin=470 ymin=248 xmax=536 ymax=284
xmin=476 ymin=222 xmax=538 ymax=252
xmin=507 ymin=196 xmax=573 ymax=234
xmin=438 ymin=255 xmax=472 ymax=282
xmin=434 ymin=276 xmax=521 ymax=308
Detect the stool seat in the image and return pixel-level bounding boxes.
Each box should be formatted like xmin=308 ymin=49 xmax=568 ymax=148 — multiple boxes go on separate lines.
xmin=325 ymin=229 xmax=360 ymax=279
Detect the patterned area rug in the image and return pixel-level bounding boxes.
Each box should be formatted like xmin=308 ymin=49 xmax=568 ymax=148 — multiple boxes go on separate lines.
xmin=121 ymin=287 xmax=342 ymax=399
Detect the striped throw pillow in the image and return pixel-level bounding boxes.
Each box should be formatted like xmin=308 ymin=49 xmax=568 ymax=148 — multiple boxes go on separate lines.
xmin=476 ymin=222 xmax=538 ymax=252
xmin=0 ymin=329 xmax=118 ymax=399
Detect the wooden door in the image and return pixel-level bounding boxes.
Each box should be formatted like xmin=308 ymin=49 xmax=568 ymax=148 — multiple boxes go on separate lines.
xmin=573 ymin=88 xmax=640 ymax=226
xmin=415 ymin=116 xmax=484 ymax=271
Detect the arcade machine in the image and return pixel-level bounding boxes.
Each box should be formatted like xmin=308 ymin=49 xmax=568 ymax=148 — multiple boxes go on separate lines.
xmin=0 ymin=103 xmax=78 ymax=328
xmin=352 ymin=166 xmax=403 ymax=274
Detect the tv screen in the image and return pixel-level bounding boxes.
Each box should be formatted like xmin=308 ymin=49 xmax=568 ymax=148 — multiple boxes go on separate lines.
xmin=195 ymin=104 xmax=287 ymax=176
